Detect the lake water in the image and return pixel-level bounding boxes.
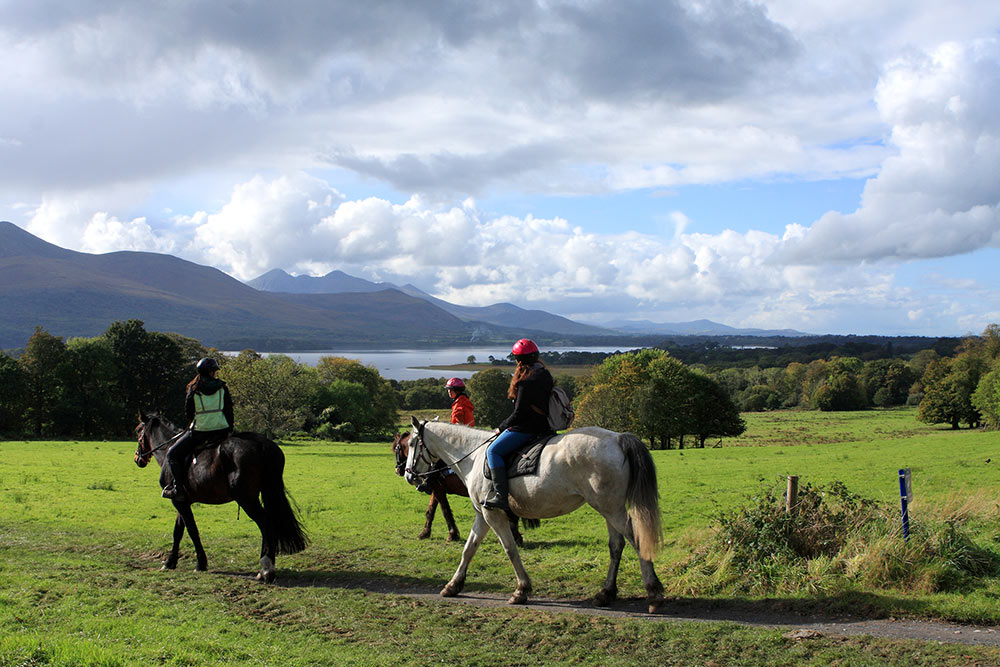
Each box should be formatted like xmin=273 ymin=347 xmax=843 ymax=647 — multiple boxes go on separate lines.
xmin=231 ymin=346 xmax=634 ymax=381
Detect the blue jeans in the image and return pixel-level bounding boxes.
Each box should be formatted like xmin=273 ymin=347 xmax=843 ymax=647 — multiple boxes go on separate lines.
xmin=486 ymin=430 xmax=535 ymax=469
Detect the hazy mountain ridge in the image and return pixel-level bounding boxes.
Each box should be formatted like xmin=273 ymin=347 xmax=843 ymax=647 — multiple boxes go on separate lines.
xmin=0 ymin=221 xmax=635 ymax=349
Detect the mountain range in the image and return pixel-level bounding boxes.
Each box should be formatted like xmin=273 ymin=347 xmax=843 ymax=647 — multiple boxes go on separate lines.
xmin=0 ymin=220 xmax=804 ymax=350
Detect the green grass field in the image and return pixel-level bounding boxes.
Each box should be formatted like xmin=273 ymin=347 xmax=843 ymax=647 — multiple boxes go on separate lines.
xmin=3 ymin=407 xmax=1000 ymax=665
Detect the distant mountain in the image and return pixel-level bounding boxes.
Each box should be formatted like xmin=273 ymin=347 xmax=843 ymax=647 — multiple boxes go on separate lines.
xmin=602 ymin=318 xmax=810 ymax=337
xmin=248 ymin=269 xmax=614 ymax=337
xmin=248 ymin=268 xmax=395 ymax=294
xmin=0 ymin=221 xmax=556 ymax=350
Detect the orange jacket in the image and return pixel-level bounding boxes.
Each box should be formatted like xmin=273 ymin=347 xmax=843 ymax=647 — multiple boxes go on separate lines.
xmin=450 ymin=394 xmax=475 ymax=426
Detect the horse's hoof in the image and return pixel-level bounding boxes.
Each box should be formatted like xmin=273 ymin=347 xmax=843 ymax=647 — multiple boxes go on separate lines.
xmin=508 ymin=591 xmax=528 ymax=605
xmin=447 ymin=533 xmax=460 ymax=542
xmin=440 ymin=580 xmax=463 ymax=597
xmin=647 ymin=594 xmax=665 ymax=614
xmin=513 ymin=534 xmax=524 ymax=547
xmin=256 ymin=571 xmax=276 ymax=584
xmin=160 ymin=562 xmax=177 ymax=571
xmin=594 ymin=588 xmax=616 ymax=607
xmin=417 ymin=532 xmax=430 ymax=540
xmin=195 ymin=561 xmax=208 ymax=572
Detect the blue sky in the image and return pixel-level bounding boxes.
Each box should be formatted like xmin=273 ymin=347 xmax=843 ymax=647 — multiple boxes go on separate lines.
xmin=2 ymin=1 xmax=999 ymax=337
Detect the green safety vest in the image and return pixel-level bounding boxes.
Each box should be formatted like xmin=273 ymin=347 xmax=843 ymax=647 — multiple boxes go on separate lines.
xmin=193 ymin=390 xmax=229 ymax=431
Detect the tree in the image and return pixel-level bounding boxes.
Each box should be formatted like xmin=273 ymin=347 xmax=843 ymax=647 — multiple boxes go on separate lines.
xmin=104 ymin=320 xmax=189 ymax=432
xmin=58 ymin=337 xmax=119 ymax=438
xmin=314 ymin=356 xmax=397 ymax=437
xmin=19 ymin=327 xmax=67 ymax=436
xmin=222 ymin=351 xmax=313 ymax=438
xmin=0 ymin=352 xmax=26 ymax=435
xmin=467 ymin=368 xmax=512 ymax=428
xmin=972 ymin=365 xmax=1000 ymax=429
xmin=687 ymin=373 xmax=746 ymax=447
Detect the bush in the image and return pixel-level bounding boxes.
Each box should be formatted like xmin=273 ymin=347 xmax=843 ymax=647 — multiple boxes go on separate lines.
xmin=315 ymin=421 xmax=358 ymax=442
xmin=673 ymin=480 xmax=1000 ymax=596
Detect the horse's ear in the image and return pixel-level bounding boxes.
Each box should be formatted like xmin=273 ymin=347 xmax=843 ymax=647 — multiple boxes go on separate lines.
xmin=138 ymin=409 xmax=146 ymax=423
xmin=410 ymin=415 xmax=420 ymax=429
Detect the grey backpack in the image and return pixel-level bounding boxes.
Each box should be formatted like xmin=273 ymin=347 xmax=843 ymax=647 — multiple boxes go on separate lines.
xmin=547 ymin=386 xmax=575 ymax=431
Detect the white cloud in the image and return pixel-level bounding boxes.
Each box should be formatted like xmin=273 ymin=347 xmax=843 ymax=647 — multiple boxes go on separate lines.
xmin=777 ymin=39 xmax=1000 ymax=264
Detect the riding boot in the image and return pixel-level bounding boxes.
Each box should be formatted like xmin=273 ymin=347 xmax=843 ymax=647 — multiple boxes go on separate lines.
xmin=483 ymin=466 xmax=511 ymax=512
xmin=162 ymin=452 xmax=189 ymax=501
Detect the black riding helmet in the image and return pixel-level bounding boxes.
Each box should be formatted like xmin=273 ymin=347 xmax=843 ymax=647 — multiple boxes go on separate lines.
xmin=196 ymin=357 xmax=220 ymax=376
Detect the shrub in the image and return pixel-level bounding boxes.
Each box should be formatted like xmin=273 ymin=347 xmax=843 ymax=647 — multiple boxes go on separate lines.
xmin=673 ymin=480 xmax=1000 ymax=596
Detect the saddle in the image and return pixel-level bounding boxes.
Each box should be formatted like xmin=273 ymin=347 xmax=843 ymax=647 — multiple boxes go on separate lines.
xmin=484 ymin=432 xmax=557 ymax=480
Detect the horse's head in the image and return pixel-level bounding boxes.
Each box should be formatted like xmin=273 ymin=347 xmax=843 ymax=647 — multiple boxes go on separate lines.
xmin=134 ymin=410 xmax=181 ymax=468
xmin=404 ymin=417 xmax=439 ymax=491
xmin=134 ymin=410 xmax=154 ymax=468
xmin=391 ymin=431 xmax=410 ymax=477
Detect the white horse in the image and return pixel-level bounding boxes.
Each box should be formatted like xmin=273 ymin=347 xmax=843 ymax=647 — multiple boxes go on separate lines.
xmin=405 ymin=417 xmax=665 ymax=612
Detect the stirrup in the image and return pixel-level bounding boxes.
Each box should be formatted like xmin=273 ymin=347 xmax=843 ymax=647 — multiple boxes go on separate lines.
xmin=483 ymin=493 xmax=509 ymax=511
xmin=161 ymin=484 xmax=188 ymax=501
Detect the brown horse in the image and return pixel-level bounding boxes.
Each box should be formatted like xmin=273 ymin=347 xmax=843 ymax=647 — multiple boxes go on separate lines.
xmin=392 ymin=432 xmax=532 ymax=546
xmin=134 ymin=411 xmax=307 ymax=582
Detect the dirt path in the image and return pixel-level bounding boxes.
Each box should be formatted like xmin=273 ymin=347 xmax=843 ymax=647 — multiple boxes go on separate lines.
xmin=279 ymin=575 xmax=1000 ymax=647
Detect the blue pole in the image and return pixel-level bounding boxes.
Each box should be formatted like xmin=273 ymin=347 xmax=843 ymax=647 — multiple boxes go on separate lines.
xmin=898 ymin=468 xmax=910 ymax=541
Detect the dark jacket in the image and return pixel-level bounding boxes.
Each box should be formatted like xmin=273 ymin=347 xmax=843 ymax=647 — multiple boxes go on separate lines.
xmin=498 ymin=362 xmax=553 ymax=433
xmin=184 ymin=377 xmax=234 ymax=432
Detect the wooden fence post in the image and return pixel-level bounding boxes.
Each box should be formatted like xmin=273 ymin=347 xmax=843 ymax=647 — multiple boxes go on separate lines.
xmin=786 ymin=475 xmax=799 ymax=514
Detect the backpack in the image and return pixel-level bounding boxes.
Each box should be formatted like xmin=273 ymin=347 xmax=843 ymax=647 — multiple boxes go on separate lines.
xmin=547 ymin=385 xmax=575 ymax=431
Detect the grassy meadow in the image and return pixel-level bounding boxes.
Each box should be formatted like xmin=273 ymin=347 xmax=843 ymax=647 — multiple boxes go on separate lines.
xmin=3 ymin=407 xmax=1000 ymax=665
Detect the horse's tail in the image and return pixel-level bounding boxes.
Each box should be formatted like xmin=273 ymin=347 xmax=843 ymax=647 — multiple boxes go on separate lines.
xmin=620 ymin=432 xmax=662 ymax=561
xmin=261 ymin=441 xmax=308 ymax=555
xmin=520 ymin=518 xmax=541 ymax=530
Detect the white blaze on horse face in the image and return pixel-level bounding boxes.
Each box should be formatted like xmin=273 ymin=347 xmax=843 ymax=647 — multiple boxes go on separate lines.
xmin=403 ymin=428 xmax=420 ymax=486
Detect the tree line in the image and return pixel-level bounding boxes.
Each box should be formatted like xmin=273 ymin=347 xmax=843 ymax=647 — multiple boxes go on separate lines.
xmin=2 ymin=320 xmax=997 ymax=442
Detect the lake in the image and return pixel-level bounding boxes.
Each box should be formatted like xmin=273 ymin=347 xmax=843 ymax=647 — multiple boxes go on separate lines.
xmin=228 ymin=346 xmax=634 ymax=381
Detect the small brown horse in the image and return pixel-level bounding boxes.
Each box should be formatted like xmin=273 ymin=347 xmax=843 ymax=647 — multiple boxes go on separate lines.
xmin=134 ymin=411 xmax=307 ymax=582
xmin=392 ymin=432 xmax=532 ymax=545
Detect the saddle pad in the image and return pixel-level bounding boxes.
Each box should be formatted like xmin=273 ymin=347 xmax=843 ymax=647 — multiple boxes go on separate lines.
xmin=484 ymin=433 xmax=556 ymax=480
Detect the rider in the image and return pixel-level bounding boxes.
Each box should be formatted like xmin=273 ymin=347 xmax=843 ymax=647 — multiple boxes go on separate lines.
xmin=446 ymin=377 xmax=475 ymax=426
xmin=483 ymin=339 xmax=553 ymax=512
xmin=161 ymin=357 xmax=234 ymax=501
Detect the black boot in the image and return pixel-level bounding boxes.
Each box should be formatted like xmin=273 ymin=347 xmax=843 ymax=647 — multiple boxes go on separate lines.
xmin=162 ymin=452 xmax=189 ymax=501
xmin=483 ymin=467 xmax=510 ymax=512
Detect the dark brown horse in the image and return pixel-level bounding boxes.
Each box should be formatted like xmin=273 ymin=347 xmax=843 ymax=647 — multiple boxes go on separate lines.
xmin=392 ymin=432 xmax=532 ymax=545
xmin=134 ymin=411 xmax=307 ymax=582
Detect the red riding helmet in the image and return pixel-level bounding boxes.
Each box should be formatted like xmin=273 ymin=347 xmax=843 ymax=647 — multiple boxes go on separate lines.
xmin=512 ymin=339 xmax=539 ymax=356
xmin=445 ymin=377 xmax=466 ymax=389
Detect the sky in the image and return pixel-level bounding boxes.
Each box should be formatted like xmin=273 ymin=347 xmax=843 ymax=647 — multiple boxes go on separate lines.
xmin=2 ymin=1 xmax=1000 ymax=337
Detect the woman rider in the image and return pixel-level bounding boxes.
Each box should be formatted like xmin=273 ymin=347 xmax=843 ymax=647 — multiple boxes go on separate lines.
xmin=446 ymin=377 xmax=475 ymax=426
xmin=483 ymin=339 xmax=553 ymax=512
xmin=161 ymin=357 xmax=234 ymax=502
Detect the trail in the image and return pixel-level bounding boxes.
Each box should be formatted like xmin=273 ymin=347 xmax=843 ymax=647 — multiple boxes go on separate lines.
xmin=276 ymin=574 xmax=1000 ymax=647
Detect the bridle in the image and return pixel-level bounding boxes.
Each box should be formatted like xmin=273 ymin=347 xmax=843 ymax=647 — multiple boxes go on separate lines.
xmin=391 ymin=432 xmax=409 ymax=476
xmin=134 ymin=417 xmax=185 ymax=467
xmin=405 ymin=420 xmax=498 ymax=482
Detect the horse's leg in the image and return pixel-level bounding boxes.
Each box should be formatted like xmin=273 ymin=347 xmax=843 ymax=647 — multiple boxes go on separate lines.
xmin=594 ymin=518 xmax=626 ymax=606
xmin=236 ymin=495 xmax=275 ymax=583
xmin=604 ymin=510 xmax=664 ymax=613
xmin=173 ymin=501 xmax=208 ymax=572
xmin=418 ymin=493 xmax=439 ymax=540
xmin=511 ymin=517 xmax=524 ymax=548
xmin=162 ymin=512 xmax=185 ymax=570
xmin=436 ymin=491 xmax=462 ymax=542
xmin=441 ymin=512 xmax=489 ymax=597
xmin=484 ymin=509 xmax=532 ymax=605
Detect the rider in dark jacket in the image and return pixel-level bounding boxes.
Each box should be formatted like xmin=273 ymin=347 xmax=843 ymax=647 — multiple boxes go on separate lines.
xmin=484 ymin=339 xmax=553 ymax=512
xmin=161 ymin=357 xmax=234 ymax=502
